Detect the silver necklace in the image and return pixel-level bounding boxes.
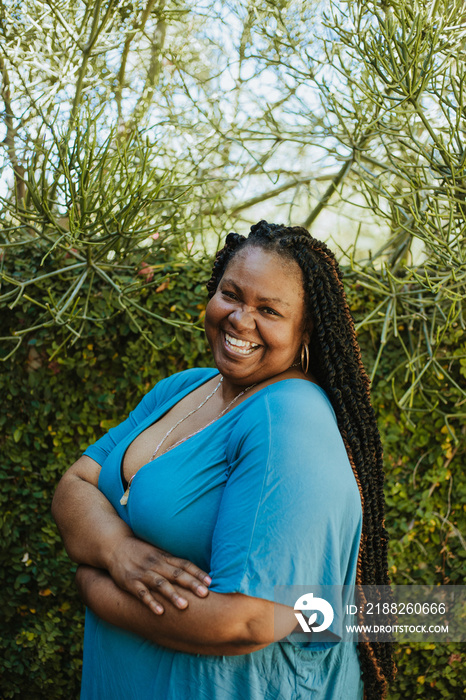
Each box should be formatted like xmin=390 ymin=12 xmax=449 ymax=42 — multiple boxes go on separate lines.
xmin=120 ymin=376 xmax=255 ymax=506
xmin=151 ymin=376 xmax=256 ymax=460
xmin=150 ymin=376 xmax=223 ymax=460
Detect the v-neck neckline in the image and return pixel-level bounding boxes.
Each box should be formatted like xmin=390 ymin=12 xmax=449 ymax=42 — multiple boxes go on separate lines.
xmin=118 ymin=369 xmax=322 ymax=496
xmin=119 ymin=369 xmax=219 ymax=492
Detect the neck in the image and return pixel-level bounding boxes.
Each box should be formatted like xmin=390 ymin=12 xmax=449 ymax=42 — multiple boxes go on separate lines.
xmin=217 ymin=364 xmax=310 ymax=403
xmin=219 ymin=376 xmax=256 ymax=404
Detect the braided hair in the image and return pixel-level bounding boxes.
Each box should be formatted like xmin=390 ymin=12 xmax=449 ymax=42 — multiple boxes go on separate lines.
xmin=207 ymin=220 xmax=396 ymax=699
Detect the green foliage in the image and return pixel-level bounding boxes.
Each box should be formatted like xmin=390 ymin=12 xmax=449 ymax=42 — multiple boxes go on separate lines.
xmin=349 ymin=284 xmax=466 ymax=700
xmin=0 ymin=248 xmax=211 ymax=698
xmin=349 ymin=286 xmax=466 ymax=590
xmin=316 ymin=0 xmax=466 ymax=414
xmin=390 ymin=644 xmax=465 ymax=700
xmin=0 ymin=246 xmax=464 ymax=698
xmin=0 ymin=117 xmax=198 ymax=358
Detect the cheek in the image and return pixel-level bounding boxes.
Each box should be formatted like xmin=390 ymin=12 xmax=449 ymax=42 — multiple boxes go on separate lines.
xmin=204 ymin=296 xmax=223 ymax=335
xmin=204 ymin=299 xmax=214 ymax=331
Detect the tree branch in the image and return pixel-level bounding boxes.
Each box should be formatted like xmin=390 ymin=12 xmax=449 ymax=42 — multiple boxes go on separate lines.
xmin=303 ymin=157 xmax=354 ymax=229
xmin=116 ymin=0 xmax=160 ymax=120
xmin=0 ymin=57 xmax=25 ymax=205
xmin=69 ymin=0 xmax=116 ymax=130
xmin=211 ymin=172 xmax=342 ymax=216
xmin=129 ymin=10 xmax=167 ymax=124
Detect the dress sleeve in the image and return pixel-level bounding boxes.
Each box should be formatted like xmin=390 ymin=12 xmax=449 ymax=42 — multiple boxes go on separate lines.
xmin=208 ymin=382 xmax=362 ymax=602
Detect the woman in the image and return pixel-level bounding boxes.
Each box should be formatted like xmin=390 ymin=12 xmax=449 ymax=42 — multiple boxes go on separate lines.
xmin=52 ymin=221 xmax=395 ymax=699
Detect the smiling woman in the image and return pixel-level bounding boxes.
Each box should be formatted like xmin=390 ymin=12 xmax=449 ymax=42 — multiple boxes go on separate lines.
xmin=52 ymin=220 xmax=395 ymax=700
xmin=205 ymin=247 xmax=310 ymax=390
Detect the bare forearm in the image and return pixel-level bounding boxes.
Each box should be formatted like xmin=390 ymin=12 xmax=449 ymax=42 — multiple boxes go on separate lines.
xmin=52 ymin=462 xmax=131 ymax=569
xmin=77 ymin=567 xmax=290 ymax=656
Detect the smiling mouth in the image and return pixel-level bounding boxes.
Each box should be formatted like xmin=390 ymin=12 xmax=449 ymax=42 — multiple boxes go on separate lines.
xmin=224 ymin=332 xmax=260 ymax=355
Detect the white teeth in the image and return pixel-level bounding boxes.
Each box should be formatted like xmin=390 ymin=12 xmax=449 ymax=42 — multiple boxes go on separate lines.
xmin=224 ymin=332 xmax=259 ymax=355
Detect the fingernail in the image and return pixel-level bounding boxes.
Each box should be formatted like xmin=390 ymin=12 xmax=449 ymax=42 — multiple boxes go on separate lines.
xmin=203 ymin=575 xmax=212 ymax=585
xmin=197 ymin=585 xmax=208 ymax=596
xmin=154 ymin=603 xmax=164 ymax=615
xmin=176 ymin=596 xmax=188 ymax=608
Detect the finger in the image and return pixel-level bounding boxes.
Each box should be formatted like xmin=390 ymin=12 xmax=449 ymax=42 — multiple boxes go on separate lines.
xmin=144 ymin=573 xmax=189 ymax=609
xmin=165 ymin=556 xmax=212 ymax=587
xmin=132 ymin=583 xmax=165 ymax=615
xmin=165 ymin=567 xmax=210 ymax=598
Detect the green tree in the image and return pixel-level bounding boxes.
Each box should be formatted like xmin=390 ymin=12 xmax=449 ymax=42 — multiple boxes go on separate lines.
xmin=2 ymin=1 xmax=465 ymax=414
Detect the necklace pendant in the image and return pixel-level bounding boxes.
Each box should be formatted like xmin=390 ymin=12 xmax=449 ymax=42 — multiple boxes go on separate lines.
xmin=120 ymin=475 xmax=135 ymax=506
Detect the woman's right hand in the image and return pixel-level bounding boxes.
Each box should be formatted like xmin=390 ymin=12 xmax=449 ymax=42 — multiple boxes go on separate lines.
xmin=107 ymin=535 xmax=211 ymax=615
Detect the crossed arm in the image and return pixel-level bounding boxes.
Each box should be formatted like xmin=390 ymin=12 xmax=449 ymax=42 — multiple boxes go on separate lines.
xmin=52 ymin=456 xmax=296 ymax=655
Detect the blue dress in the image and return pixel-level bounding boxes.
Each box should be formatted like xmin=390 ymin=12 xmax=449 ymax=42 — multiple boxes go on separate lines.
xmin=81 ymin=368 xmax=364 ymax=699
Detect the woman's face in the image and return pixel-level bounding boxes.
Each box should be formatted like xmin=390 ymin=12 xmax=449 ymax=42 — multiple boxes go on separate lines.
xmin=205 ymin=246 xmax=310 ymax=389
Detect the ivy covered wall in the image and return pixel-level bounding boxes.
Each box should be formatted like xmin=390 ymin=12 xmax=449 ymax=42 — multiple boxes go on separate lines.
xmin=0 ymin=253 xmax=464 ymax=699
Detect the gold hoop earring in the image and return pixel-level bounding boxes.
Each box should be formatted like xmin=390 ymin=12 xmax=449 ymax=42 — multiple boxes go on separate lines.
xmin=300 ymin=344 xmax=309 ymax=374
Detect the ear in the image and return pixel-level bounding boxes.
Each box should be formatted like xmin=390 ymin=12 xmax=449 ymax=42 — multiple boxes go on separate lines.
xmin=302 ymin=321 xmax=313 ymax=346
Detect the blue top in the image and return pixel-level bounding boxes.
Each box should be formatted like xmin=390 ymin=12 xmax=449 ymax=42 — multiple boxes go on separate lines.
xmin=81 ymin=368 xmax=364 ymax=699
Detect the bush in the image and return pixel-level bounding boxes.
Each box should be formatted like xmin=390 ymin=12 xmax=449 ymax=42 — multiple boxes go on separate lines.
xmin=0 ymin=250 xmax=463 ymax=698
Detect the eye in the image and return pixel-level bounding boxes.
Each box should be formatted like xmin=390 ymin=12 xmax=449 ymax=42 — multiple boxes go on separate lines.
xmin=261 ymin=307 xmax=280 ymax=316
xmin=221 ymin=290 xmax=238 ymax=300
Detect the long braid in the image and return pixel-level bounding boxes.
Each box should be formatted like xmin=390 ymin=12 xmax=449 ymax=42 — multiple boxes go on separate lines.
xmin=207 ymin=220 xmax=396 ymax=699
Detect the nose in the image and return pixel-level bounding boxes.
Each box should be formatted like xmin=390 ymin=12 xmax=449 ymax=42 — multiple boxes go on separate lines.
xmin=228 ymin=305 xmax=256 ymax=331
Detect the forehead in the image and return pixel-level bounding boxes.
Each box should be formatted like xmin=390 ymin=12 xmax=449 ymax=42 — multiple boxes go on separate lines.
xmin=222 ymin=246 xmax=305 ymax=302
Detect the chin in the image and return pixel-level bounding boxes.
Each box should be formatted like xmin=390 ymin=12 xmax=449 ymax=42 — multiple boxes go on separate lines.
xmin=213 ymin=357 xmax=258 ymax=384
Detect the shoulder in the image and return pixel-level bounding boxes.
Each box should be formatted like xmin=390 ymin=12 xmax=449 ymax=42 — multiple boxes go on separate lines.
xmin=241 ymin=379 xmax=337 ymax=430
xmin=227 ymin=379 xmax=340 ymax=456
xmin=226 ymin=379 xmax=358 ymax=499
xmin=225 ymin=380 xmax=361 ymax=509
xmin=265 ymin=379 xmax=336 ymax=418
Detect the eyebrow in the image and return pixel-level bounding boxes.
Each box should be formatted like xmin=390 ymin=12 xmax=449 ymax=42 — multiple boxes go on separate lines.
xmin=221 ymin=278 xmax=291 ymax=307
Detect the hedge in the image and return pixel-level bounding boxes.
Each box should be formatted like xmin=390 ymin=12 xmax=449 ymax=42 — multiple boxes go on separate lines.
xmin=0 ymin=251 xmax=464 ymax=699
